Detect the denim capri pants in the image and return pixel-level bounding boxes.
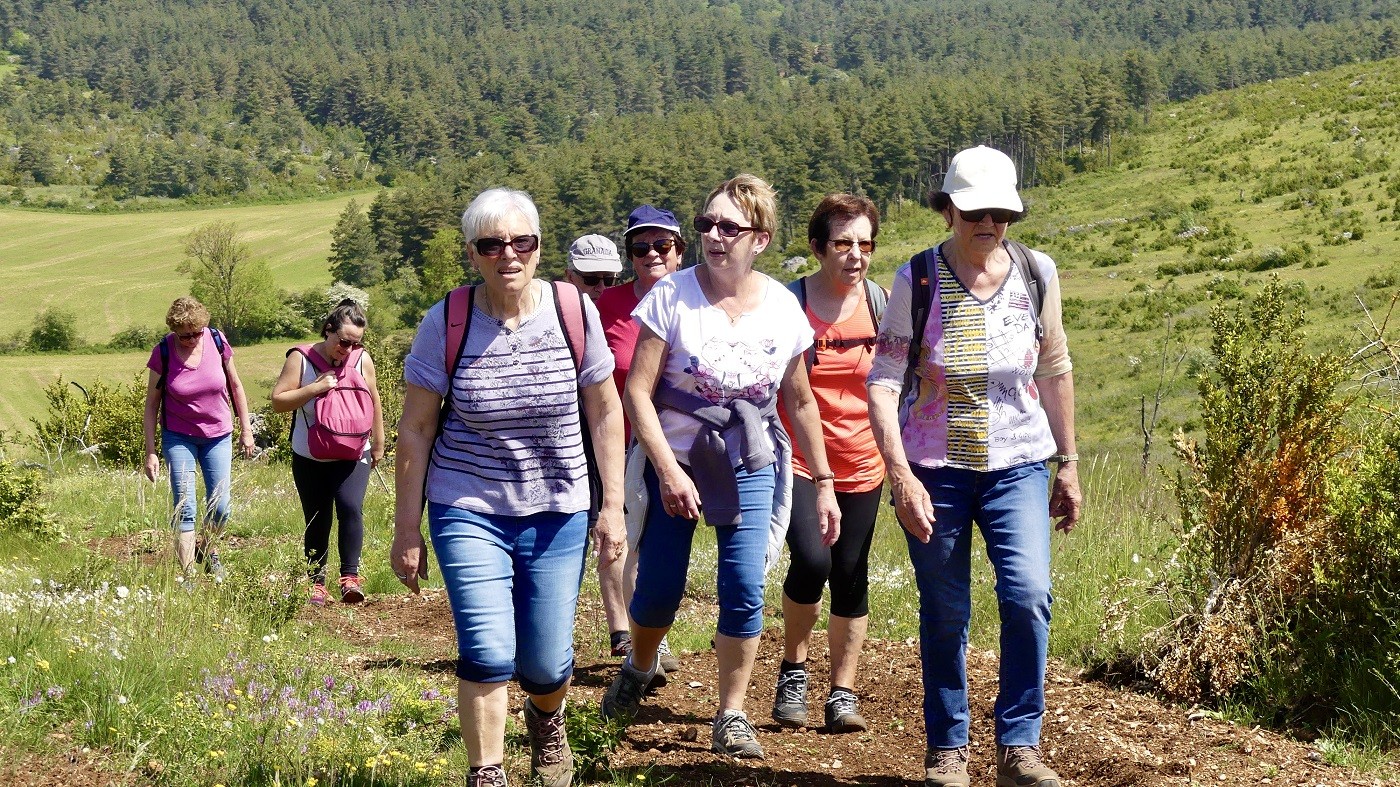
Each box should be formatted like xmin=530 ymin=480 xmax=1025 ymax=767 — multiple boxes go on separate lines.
xmin=428 ymin=502 xmax=588 ymax=694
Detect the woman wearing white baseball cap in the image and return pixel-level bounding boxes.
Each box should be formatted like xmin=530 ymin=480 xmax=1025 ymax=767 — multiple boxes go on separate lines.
xmin=867 ymin=145 xmax=1081 ymax=787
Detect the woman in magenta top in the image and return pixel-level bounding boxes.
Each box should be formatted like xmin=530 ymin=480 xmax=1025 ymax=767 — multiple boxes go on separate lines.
xmin=142 ymin=296 xmax=255 ymax=581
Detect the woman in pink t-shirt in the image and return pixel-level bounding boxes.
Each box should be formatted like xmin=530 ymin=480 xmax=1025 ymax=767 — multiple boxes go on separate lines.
xmin=142 ymin=296 xmax=255 ymax=581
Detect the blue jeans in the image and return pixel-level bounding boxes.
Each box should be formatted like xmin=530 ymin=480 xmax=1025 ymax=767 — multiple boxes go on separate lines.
xmin=905 ymin=461 xmax=1052 ymax=748
xmin=162 ymin=429 xmax=232 ymax=535
xmin=630 ymin=462 xmax=775 ymax=639
xmin=428 ymin=503 xmax=587 ymax=694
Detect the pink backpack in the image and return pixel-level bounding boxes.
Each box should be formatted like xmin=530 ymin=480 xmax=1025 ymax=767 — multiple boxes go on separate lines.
xmin=290 ymin=344 xmax=375 ymax=461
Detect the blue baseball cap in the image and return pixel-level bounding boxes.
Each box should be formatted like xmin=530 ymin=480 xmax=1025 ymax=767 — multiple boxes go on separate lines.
xmin=624 ymin=205 xmax=681 ymax=239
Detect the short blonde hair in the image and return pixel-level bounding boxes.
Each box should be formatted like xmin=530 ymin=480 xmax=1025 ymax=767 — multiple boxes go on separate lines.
xmin=165 ymin=296 xmax=210 ymax=332
xmin=706 ymin=174 xmax=778 ymax=236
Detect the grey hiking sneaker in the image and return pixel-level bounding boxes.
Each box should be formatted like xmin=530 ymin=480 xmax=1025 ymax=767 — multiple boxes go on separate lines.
xmin=925 ymin=745 xmax=971 ymax=787
xmin=601 ymin=656 xmax=657 ymax=724
xmin=996 ymin=744 xmax=1060 ymax=787
xmin=524 ymin=699 xmax=574 ymax=787
xmin=711 ymin=709 xmax=764 ymax=759
xmin=657 ymin=635 xmax=681 ymax=673
xmin=823 ymin=688 xmax=867 ymax=733
xmin=770 ymin=667 xmax=809 ymax=727
xmin=204 ymin=551 xmax=226 ymax=582
xmin=468 ymin=764 xmax=508 ymax=787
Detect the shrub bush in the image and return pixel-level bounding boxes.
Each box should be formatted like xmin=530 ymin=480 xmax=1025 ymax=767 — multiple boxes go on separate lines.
xmin=29 ymin=307 xmax=80 ymax=352
xmin=30 ymin=375 xmax=147 ymax=467
xmin=0 ymin=459 xmax=59 ymax=539
xmin=108 ymin=324 xmax=163 ymax=351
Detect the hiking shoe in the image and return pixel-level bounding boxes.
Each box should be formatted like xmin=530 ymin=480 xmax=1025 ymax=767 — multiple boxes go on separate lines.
xmin=925 ymin=746 xmax=971 ymax=787
xmin=468 ymin=764 xmax=508 ymax=787
xmin=711 ymin=709 xmax=764 ymax=759
xmin=309 ymin=582 xmax=330 ymax=607
xmin=601 ymin=657 xmax=657 ymax=724
xmin=771 ymin=667 xmax=809 ymax=728
xmin=524 ymin=699 xmax=574 ymax=787
xmin=657 ymin=635 xmax=681 ymax=673
xmin=610 ymin=634 xmax=633 ymax=658
xmin=204 ymin=552 xmax=226 ymax=582
xmin=996 ymin=744 xmax=1060 ymax=787
xmin=338 ymin=575 xmax=365 ymax=604
xmin=824 ymin=688 xmax=867 ymax=733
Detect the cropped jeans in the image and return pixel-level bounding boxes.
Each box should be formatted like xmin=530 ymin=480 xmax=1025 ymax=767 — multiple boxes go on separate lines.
xmin=630 ymin=462 xmax=775 ymax=639
xmin=162 ymin=428 xmax=232 ymax=535
xmin=428 ymin=502 xmax=588 ymax=694
xmin=905 ymin=461 xmax=1052 ymax=749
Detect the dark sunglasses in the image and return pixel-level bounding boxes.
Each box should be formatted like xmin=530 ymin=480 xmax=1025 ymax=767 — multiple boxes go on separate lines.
xmin=693 ymin=216 xmax=755 ymax=238
xmin=628 ymin=238 xmax=676 ymax=257
xmin=827 ymin=238 xmax=876 ymax=254
xmin=959 ymin=208 xmax=1018 ymax=225
xmin=175 ymin=330 xmax=203 ymax=341
xmin=335 ymin=337 xmax=363 ymax=349
xmin=575 ymin=273 xmax=618 ymax=287
xmin=473 ymin=234 xmax=540 ymax=257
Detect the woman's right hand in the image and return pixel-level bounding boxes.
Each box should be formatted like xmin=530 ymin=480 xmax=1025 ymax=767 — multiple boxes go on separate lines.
xmin=390 ymin=528 xmax=429 ymax=594
xmin=659 ymin=468 xmax=702 ymax=520
xmin=143 ymin=452 xmax=159 ymax=482
xmin=891 ymin=467 xmax=935 ymax=543
xmin=317 ymin=371 xmax=339 ymax=393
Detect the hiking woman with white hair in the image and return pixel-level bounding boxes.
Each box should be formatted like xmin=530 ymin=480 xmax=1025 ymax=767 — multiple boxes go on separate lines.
xmin=391 ymin=187 xmax=626 ymax=787
xmin=867 ymin=146 xmax=1082 ymax=787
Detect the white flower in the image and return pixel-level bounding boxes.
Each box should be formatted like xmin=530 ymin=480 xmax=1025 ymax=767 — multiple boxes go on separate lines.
xmin=115 ymin=586 xmax=130 ymax=600
xmin=117 ymin=695 xmax=129 ymax=705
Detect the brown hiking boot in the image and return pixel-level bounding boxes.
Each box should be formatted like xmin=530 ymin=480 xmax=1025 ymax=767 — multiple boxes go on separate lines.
xmin=924 ymin=745 xmax=970 ymax=787
xmin=524 ymin=699 xmax=574 ymax=787
xmin=996 ymin=744 xmax=1060 ymax=787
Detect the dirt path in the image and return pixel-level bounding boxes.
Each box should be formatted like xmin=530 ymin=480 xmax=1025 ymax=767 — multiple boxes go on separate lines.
xmin=16 ymin=586 xmax=1393 ymax=786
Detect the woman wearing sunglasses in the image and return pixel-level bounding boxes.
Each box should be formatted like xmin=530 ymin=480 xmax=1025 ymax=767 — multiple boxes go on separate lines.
xmin=141 ymin=296 xmax=255 ymax=583
xmin=270 ymin=298 xmax=386 ymax=606
xmin=392 ymin=188 xmax=626 ymax=787
xmin=602 ymin=175 xmax=839 ymax=761
xmin=771 ymin=193 xmax=887 ymax=735
xmin=593 ymin=204 xmax=686 ymax=667
xmin=867 ymin=146 xmax=1081 ymax=787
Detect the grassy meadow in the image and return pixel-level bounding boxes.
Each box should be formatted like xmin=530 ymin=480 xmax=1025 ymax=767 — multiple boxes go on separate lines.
xmin=0 ymin=190 xmax=372 ymax=344
xmin=2 ymin=59 xmax=1399 ymax=784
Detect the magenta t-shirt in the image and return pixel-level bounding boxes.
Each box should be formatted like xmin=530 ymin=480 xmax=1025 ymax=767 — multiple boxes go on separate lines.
xmin=146 ymin=329 xmax=234 ymax=438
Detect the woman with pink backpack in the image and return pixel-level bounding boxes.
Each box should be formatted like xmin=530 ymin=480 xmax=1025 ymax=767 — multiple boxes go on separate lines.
xmin=271 ymin=299 xmax=386 ymax=605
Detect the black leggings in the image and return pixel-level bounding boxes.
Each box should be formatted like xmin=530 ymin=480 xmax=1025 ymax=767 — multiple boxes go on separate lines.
xmin=781 ymin=476 xmax=883 ymax=618
xmin=292 ymin=453 xmax=370 ymax=583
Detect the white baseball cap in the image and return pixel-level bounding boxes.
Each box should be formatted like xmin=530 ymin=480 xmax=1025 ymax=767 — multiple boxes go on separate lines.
xmin=941 ymin=146 xmax=1023 ymax=213
xmin=567 ymin=234 xmax=623 ymax=274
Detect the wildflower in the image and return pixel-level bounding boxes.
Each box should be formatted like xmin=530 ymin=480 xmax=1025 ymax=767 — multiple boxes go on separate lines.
xmin=306 ymin=779 xmax=317 ymax=787
xmin=117 ymin=695 xmax=129 ymax=705
xmin=116 ymin=586 xmax=130 ymax=599
xmin=35 ymin=658 xmax=50 ymax=671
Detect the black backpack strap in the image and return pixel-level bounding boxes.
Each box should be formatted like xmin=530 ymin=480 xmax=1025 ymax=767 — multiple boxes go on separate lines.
xmin=902 ymin=246 xmax=938 ymax=403
xmin=863 ymin=277 xmax=886 ymax=328
xmin=157 ymin=336 xmax=170 ymax=429
xmin=786 ymin=277 xmax=818 ymax=371
xmin=1003 ymin=240 xmax=1044 ymax=341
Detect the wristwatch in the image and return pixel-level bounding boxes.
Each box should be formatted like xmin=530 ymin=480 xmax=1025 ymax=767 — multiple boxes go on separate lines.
xmin=1050 ymin=453 xmax=1079 ymax=464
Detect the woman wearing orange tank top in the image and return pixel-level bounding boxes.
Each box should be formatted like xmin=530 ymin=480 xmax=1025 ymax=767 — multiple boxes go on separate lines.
xmin=773 ymin=193 xmax=887 ymax=734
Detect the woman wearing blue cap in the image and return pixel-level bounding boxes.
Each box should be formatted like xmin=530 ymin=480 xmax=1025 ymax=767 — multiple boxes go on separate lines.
xmin=867 ymin=146 xmax=1081 ymax=787
xmin=595 ymin=204 xmax=687 ymax=669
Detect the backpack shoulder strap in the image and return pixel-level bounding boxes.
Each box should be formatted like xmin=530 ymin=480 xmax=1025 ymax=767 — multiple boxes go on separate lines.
xmin=1003 ymin=239 xmax=1044 ymax=340
xmin=863 ymin=277 xmax=887 ymax=326
xmin=785 ymin=277 xmax=807 ymax=310
xmin=551 ymin=280 xmax=587 ymax=373
xmin=445 ymin=285 xmax=474 ymax=376
xmin=290 ymin=343 xmax=332 ymax=374
xmin=903 ymin=246 xmax=938 ymax=402
xmin=157 ymin=336 xmax=170 ymax=389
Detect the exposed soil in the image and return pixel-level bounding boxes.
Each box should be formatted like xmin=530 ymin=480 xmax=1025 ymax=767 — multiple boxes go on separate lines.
xmin=18 ymin=583 xmax=1396 ymax=786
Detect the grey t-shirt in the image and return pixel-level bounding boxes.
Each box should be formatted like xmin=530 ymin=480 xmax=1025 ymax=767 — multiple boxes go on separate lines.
xmin=404 ymin=282 xmax=614 ymax=516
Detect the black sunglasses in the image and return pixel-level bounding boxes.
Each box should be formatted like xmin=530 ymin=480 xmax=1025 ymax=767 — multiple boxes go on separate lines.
xmin=574 ymin=273 xmax=618 ymax=287
xmin=175 ymin=330 xmax=202 ymax=341
xmin=628 ymin=238 xmax=676 ymax=258
xmin=958 ymin=208 xmax=1018 ymax=225
xmin=473 ymin=234 xmax=540 ymax=257
xmin=693 ymin=216 xmax=755 ymax=238
xmin=335 ymin=337 xmax=363 ymax=349
xmin=826 ymin=238 xmax=876 ymax=254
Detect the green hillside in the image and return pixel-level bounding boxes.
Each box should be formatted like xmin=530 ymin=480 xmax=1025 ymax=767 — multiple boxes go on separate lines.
xmin=0 ymin=192 xmax=370 ymax=342
xmin=875 ymin=57 xmax=1400 ymax=457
